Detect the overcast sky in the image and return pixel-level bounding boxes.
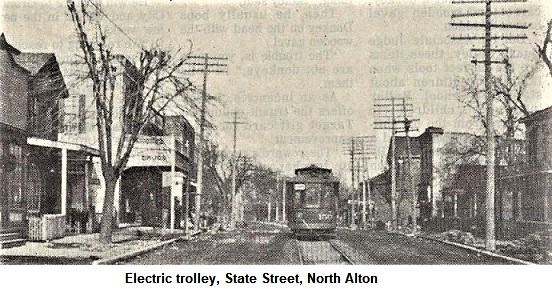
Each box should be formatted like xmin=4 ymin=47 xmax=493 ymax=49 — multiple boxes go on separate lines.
xmin=2 ymin=0 xmax=551 ymax=183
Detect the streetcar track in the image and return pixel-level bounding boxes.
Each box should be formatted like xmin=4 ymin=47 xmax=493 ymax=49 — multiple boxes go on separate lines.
xmin=328 ymin=239 xmax=355 ymax=265
xmin=295 ymin=238 xmax=354 ymax=265
xmin=296 ymin=239 xmax=305 ymax=265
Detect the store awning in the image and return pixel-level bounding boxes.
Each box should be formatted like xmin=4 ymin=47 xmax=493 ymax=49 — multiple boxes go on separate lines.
xmin=27 ymin=137 xmax=100 ymax=156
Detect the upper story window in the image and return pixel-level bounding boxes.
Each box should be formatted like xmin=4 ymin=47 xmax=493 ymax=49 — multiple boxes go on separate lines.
xmin=61 ymin=94 xmax=87 ymax=134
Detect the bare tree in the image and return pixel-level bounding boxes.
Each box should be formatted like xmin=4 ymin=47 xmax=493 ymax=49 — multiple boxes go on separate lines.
xmin=67 ymin=0 xmax=194 ymax=243
xmin=203 ymin=142 xmax=254 ymax=227
xmin=454 ymin=55 xmax=537 ymax=176
xmin=455 ymin=60 xmax=535 ymax=140
xmin=536 ymin=19 xmax=552 ymax=79
xmin=242 ymin=163 xmax=279 ymax=222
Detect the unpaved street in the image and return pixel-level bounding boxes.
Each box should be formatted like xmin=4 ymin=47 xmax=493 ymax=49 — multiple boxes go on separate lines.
xmin=120 ymin=223 xmax=515 ymax=265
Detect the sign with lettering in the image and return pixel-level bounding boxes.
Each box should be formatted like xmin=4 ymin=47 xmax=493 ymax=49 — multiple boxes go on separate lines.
xmin=294 ymin=183 xmax=305 ymax=190
xmin=126 ymin=135 xmax=174 ymax=168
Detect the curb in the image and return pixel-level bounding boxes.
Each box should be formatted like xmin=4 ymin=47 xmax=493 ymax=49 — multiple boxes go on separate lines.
xmin=415 ymin=234 xmax=536 ymax=265
xmin=92 ymin=231 xmax=201 ymax=265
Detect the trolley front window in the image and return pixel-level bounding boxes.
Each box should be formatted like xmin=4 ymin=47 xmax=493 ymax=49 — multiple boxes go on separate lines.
xmin=296 ymin=182 xmax=334 ymax=208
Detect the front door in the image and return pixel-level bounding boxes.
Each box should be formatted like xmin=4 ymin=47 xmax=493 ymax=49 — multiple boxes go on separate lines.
xmin=68 ymin=174 xmax=86 ymax=232
xmin=0 ymin=143 xmax=26 ymax=233
xmin=0 ymin=163 xmax=8 ymax=230
xmin=120 ymin=168 xmax=162 ymax=226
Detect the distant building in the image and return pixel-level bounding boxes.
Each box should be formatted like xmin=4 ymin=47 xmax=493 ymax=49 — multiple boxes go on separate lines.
xmin=417 ymin=125 xmax=529 ymax=237
xmin=417 ymin=127 xmax=486 ymax=222
xmin=369 ymin=135 xmax=421 ymax=226
xmin=516 ymin=106 xmax=552 ymax=222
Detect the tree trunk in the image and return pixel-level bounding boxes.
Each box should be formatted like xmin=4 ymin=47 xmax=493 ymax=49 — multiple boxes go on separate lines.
xmin=100 ymin=170 xmax=117 ymax=243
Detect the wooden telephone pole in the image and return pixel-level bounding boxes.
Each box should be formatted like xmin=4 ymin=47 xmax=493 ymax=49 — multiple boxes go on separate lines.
xmin=402 ymin=98 xmax=418 ymax=234
xmin=185 ymin=54 xmax=228 ymax=231
xmin=356 ymin=136 xmax=376 ymax=229
xmin=451 ymin=0 xmax=528 ymax=251
xmin=343 ymin=136 xmax=375 ymax=228
xmin=374 ymin=97 xmax=417 ymax=231
xmin=343 ymin=138 xmax=357 ymax=227
xmin=225 ymin=111 xmax=245 ymax=228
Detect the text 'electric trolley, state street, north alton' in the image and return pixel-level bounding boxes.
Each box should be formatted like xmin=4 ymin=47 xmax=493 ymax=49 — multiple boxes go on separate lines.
xmin=286 ymin=164 xmax=340 ymax=239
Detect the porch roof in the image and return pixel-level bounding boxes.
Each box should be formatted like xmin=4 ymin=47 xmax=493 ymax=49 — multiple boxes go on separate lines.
xmin=27 ymin=137 xmax=100 ymax=156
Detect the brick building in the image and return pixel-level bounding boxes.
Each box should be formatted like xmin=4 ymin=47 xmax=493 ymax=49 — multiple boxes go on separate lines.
xmin=369 ymin=135 xmax=421 ymax=226
xmin=519 ymin=105 xmax=552 ymax=222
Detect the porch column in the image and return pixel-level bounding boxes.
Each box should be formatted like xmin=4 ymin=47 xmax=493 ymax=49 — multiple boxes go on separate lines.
xmin=517 ymin=177 xmax=523 ymax=221
xmin=453 ymin=192 xmax=458 ymax=218
xmin=473 ymin=194 xmax=478 ymax=218
xmin=275 ymin=194 xmax=279 ymax=222
xmin=170 ymin=135 xmax=176 ymax=230
xmin=282 ymin=178 xmax=286 ymax=222
xmin=267 ymin=197 xmax=271 ymax=222
xmin=544 ymin=178 xmax=549 ymax=222
xmin=61 ymin=148 xmax=67 ymax=216
xmin=84 ymin=158 xmax=90 ymax=233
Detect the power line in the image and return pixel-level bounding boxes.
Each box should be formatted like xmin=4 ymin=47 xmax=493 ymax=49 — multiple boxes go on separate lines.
xmin=373 ymin=97 xmax=417 ymax=231
xmin=87 ymin=0 xmax=143 ymax=50
xmin=450 ymin=0 xmax=528 ymax=252
xmin=342 ymin=136 xmax=375 ymax=228
xmin=225 ymin=111 xmax=246 ymax=228
xmin=184 ymin=53 xmax=228 ymax=231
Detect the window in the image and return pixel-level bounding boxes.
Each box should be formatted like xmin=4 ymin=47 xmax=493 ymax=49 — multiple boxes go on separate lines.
xmin=300 ymin=183 xmax=334 ymax=208
xmin=62 ymin=95 xmax=78 ymax=133
xmin=8 ymin=144 xmax=24 ymax=209
xmin=26 ymin=162 xmax=42 ymax=213
xmin=185 ymin=140 xmax=190 ymax=158
xmin=78 ymin=94 xmax=86 ymax=133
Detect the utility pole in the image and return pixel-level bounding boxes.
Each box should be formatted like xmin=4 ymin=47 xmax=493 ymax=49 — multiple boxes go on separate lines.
xmin=402 ymin=98 xmax=418 ymax=234
xmin=185 ymin=54 xmax=228 ymax=231
xmin=374 ymin=97 xmax=416 ymax=231
xmin=345 ymin=138 xmax=356 ymax=227
xmin=390 ymin=99 xmax=396 ymax=231
xmin=360 ymin=141 xmax=367 ymax=229
xmin=357 ymin=136 xmax=376 ymax=229
xmin=343 ymin=136 xmax=375 ymax=229
xmin=267 ymin=196 xmax=271 ymax=222
xmin=282 ymin=174 xmax=286 ymax=222
xmin=451 ymin=0 xmax=528 ymax=252
xmin=276 ymin=176 xmax=280 ymax=222
xmin=225 ymin=111 xmax=245 ymax=229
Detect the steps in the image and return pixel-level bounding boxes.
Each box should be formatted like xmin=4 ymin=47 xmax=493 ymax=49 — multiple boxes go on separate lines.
xmin=0 ymin=230 xmax=27 ymax=249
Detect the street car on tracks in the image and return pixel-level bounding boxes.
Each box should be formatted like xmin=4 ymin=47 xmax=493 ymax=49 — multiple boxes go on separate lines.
xmin=286 ymin=165 xmax=339 ymax=239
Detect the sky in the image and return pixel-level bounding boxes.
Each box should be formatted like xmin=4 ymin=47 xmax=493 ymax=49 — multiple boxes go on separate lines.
xmin=2 ymin=0 xmax=552 ymax=184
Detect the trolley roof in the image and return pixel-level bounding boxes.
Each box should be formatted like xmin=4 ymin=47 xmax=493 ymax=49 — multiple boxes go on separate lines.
xmin=294 ymin=164 xmax=332 ymax=175
xmin=290 ymin=164 xmax=339 ymax=183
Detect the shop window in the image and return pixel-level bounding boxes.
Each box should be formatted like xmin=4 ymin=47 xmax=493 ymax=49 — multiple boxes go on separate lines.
xmin=78 ymin=94 xmax=86 ymax=133
xmin=26 ymin=163 xmax=42 ymax=213
xmin=8 ymin=144 xmax=24 ymax=209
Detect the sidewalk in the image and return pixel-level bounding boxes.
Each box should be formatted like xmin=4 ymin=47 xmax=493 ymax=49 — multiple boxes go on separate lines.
xmin=1 ymin=227 xmax=199 ymax=264
xmin=390 ymin=226 xmax=551 ymax=265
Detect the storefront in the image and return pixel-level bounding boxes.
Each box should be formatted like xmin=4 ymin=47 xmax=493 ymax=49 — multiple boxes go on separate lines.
xmin=26 ymin=137 xmax=99 ymax=235
xmin=120 ymin=135 xmax=192 ymax=229
xmin=0 ymin=123 xmax=29 ymax=236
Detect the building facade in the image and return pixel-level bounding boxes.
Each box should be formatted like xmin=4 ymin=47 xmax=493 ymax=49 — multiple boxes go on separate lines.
xmin=1 ymin=34 xmax=97 ymax=246
xmin=58 ymin=58 xmax=196 ymax=230
xmin=497 ymin=106 xmax=552 ymax=228
xmin=417 ymin=127 xmax=487 ymax=222
xmin=369 ymin=135 xmax=421 ymax=226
